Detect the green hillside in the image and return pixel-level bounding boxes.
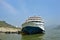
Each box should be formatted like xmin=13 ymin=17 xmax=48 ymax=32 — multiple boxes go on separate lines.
xmin=0 ymin=21 xmax=17 ymax=28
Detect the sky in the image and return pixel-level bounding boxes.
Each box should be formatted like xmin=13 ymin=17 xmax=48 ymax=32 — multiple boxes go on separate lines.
xmin=0 ymin=0 xmax=60 ymax=27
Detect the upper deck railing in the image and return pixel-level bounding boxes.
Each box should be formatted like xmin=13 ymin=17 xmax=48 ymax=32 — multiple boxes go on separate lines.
xmin=25 ymin=16 xmax=44 ymax=22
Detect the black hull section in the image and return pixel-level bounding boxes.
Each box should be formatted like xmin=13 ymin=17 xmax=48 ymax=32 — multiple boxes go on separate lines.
xmin=21 ymin=26 xmax=45 ymax=34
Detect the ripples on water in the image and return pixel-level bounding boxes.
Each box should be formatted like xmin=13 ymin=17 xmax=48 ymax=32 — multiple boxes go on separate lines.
xmin=0 ymin=26 xmax=60 ymax=40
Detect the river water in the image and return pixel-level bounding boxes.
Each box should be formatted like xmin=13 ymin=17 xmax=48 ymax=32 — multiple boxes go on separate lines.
xmin=0 ymin=26 xmax=60 ymax=40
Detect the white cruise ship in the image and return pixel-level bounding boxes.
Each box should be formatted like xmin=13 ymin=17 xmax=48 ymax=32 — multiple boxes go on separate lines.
xmin=21 ymin=16 xmax=45 ymax=34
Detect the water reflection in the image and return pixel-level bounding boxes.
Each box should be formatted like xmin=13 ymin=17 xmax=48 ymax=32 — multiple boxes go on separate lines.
xmin=0 ymin=33 xmax=22 ymax=40
xmin=22 ymin=34 xmax=44 ymax=40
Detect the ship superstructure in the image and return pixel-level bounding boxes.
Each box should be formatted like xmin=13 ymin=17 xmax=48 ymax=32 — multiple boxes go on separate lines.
xmin=21 ymin=16 xmax=45 ymax=34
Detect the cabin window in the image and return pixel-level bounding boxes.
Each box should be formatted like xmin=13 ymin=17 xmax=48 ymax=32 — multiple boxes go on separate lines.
xmin=31 ymin=21 xmax=41 ymax=22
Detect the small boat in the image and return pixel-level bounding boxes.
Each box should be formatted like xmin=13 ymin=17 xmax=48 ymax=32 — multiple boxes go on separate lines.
xmin=21 ymin=16 xmax=45 ymax=34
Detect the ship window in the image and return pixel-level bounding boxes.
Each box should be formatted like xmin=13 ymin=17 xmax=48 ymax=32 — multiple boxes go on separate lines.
xmin=31 ymin=21 xmax=41 ymax=22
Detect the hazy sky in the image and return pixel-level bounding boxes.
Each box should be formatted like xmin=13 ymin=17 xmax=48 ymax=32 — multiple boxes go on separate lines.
xmin=0 ymin=0 xmax=60 ymax=27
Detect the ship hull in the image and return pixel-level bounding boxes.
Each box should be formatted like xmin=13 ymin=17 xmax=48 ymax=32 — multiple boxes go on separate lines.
xmin=21 ymin=26 xmax=45 ymax=34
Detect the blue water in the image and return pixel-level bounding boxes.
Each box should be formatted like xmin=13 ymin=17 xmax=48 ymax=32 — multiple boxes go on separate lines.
xmin=0 ymin=26 xmax=60 ymax=40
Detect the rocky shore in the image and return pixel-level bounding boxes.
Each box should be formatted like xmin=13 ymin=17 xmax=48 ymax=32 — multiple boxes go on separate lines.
xmin=0 ymin=27 xmax=21 ymax=34
xmin=0 ymin=21 xmax=21 ymax=34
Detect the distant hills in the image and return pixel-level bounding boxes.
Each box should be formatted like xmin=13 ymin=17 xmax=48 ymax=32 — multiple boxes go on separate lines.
xmin=55 ymin=25 xmax=60 ymax=29
xmin=0 ymin=21 xmax=19 ymax=29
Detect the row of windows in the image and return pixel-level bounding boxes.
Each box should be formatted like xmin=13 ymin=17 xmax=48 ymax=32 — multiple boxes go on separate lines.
xmin=31 ymin=21 xmax=44 ymax=23
xmin=28 ymin=19 xmax=42 ymax=20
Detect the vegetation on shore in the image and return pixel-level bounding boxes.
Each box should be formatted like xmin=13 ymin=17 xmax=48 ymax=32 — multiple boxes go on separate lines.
xmin=0 ymin=21 xmax=21 ymax=33
xmin=0 ymin=21 xmax=21 ymax=29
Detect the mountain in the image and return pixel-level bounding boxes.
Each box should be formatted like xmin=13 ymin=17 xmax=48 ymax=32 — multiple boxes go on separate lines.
xmin=0 ymin=21 xmax=21 ymax=32
xmin=55 ymin=25 xmax=60 ymax=29
xmin=0 ymin=21 xmax=18 ymax=28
